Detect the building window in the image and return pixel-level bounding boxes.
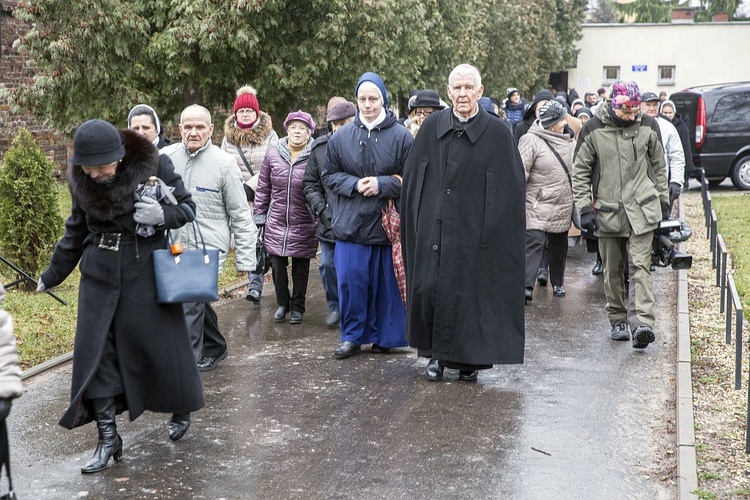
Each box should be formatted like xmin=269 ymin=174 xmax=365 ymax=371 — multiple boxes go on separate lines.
xmin=658 ymin=66 xmax=676 ymax=86
xmin=603 ymin=66 xmax=620 ymax=85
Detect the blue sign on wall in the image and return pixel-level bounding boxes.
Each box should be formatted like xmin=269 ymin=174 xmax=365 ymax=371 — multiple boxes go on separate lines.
xmin=632 ymin=65 xmax=648 ymax=72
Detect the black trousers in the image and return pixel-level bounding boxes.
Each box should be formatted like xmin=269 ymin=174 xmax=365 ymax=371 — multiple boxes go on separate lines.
xmin=184 ymin=301 xmax=227 ymax=360
xmin=270 ymin=255 xmax=311 ymax=313
xmin=525 ymin=230 xmax=568 ymax=288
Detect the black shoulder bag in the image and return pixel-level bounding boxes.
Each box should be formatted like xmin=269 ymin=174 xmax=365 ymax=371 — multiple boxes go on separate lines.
xmin=236 ymin=147 xmax=256 ymax=202
xmin=541 ymin=138 xmax=581 ymax=229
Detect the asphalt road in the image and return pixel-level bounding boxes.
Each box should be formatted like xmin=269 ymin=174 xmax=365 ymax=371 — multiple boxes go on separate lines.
xmin=10 ymin=243 xmax=677 ymax=499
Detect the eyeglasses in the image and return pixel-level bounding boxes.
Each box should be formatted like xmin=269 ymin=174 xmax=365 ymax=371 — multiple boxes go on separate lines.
xmin=287 ymin=124 xmax=309 ymax=132
xmin=414 ymin=109 xmax=434 ymax=118
xmin=236 ymin=109 xmax=257 ymax=115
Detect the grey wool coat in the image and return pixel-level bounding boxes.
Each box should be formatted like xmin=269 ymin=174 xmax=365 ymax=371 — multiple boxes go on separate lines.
xmin=401 ymin=107 xmax=526 ymax=366
xmin=41 ymin=130 xmax=204 ymax=429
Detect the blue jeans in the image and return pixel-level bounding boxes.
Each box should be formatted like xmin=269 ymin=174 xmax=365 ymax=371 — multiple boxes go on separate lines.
xmin=319 ymin=241 xmax=338 ymax=312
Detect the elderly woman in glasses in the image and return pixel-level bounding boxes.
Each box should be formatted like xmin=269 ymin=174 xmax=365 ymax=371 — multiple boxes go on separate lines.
xmin=406 ymin=89 xmax=445 ymax=137
xmin=253 ymin=111 xmax=318 ymax=325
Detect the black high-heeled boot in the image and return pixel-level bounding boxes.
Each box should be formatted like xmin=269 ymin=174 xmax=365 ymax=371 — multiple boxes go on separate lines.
xmin=81 ymin=397 xmax=123 ymax=474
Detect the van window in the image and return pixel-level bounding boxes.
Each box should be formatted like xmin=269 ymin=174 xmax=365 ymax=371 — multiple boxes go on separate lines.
xmin=711 ymin=92 xmax=750 ymax=123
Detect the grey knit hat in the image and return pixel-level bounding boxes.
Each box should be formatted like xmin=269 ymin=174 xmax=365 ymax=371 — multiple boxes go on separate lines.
xmin=71 ymin=119 xmax=125 ymax=166
xmin=538 ymin=100 xmax=567 ymax=129
xmin=326 ymin=101 xmax=357 ymax=122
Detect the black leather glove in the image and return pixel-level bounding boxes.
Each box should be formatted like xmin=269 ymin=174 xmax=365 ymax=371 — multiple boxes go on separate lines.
xmin=0 ymin=398 xmax=12 ymax=420
xmin=580 ymin=207 xmax=597 ymax=233
xmin=669 ymin=182 xmax=682 ymax=204
xmin=662 ymin=202 xmax=671 ymax=220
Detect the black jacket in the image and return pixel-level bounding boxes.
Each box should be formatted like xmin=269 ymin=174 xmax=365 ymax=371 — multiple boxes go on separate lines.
xmin=401 ymin=107 xmax=526 ymax=366
xmin=668 ymin=113 xmax=695 ymax=181
xmin=322 ymin=111 xmax=413 ymax=245
xmin=303 ymin=134 xmax=334 ymax=243
xmin=42 ymin=130 xmax=204 ymax=429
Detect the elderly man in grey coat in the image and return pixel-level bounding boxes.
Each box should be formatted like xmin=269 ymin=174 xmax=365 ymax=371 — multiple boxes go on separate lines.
xmin=161 ymin=105 xmax=257 ymax=373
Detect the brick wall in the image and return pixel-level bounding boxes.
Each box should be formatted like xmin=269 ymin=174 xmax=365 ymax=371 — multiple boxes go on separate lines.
xmin=1 ymin=0 xmax=69 ymax=177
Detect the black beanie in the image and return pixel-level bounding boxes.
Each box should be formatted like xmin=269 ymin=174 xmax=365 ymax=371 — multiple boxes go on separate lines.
xmin=71 ymin=119 xmax=125 ymax=166
xmin=523 ymin=90 xmax=556 ymax=121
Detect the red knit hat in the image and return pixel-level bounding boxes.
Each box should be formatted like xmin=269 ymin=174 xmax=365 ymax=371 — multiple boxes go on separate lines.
xmin=234 ymin=85 xmax=260 ymax=115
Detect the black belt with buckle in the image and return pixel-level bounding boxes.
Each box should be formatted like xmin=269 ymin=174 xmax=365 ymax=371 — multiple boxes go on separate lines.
xmin=97 ymin=232 xmax=122 ymax=251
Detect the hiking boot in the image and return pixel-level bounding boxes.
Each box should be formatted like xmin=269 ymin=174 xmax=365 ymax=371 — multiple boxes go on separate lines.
xmin=632 ymin=326 xmax=655 ymax=349
xmin=610 ymin=322 xmax=630 ymax=341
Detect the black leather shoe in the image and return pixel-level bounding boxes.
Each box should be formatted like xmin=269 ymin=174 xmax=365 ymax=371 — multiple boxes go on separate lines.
xmin=632 ymin=325 xmax=655 ymax=349
xmin=537 ymin=268 xmax=548 ymax=286
xmin=168 ymin=412 xmax=191 ymax=441
xmin=274 ymin=306 xmax=289 ymax=322
xmin=592 ymin=260 xmax=604 ymax=275
xmin=246 ymin=289 xmax=261 ymax=304
xmin=552 ymin=285 xmax=566 ymax=297
xmin=458 ymin=370 xmax=478 ymax=382
xmin=324 ymin=310 xmax=340 ymax=328
xmin=425 ymin=359 xmax=444 ymax=381
xmin=289 ymin=311 xmax=303 ymax=325
xmin=524 ymin=287 xmax=533 ymax=305
xmin=334 ymin=341 xmax=361 ymax=359
xmin=197 ymin=350 xmax=228 ymax=372
xmin=370 ymin=344 xmax=391 ymax=354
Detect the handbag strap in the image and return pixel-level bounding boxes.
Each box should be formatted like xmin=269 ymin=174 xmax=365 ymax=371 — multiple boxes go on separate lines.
xmin=167 ymin=204 xmax=211 ymax=259
xmin=236 ymin=146 xmax=254 ymax=177
xmin=540 ymin=138 xmax=572 ymax=185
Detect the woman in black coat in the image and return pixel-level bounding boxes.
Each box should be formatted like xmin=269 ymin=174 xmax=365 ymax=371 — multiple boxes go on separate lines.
xmin=659 ymin=99 xmax=695 ymax=184
xmin=38 ymin=120 xmax=204 ymax=474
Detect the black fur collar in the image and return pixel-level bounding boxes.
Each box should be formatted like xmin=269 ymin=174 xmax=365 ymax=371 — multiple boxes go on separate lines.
xmin=67 ymin=129 xmax=159 ymax=221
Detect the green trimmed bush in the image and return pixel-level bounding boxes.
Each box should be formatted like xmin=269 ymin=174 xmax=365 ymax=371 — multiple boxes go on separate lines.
xmin=0 ymin=129 xmax=63 ymax=290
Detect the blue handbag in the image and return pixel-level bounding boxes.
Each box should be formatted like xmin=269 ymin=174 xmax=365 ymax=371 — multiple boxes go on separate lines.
xmin=152 ymin=205 xmax=219 ymax=304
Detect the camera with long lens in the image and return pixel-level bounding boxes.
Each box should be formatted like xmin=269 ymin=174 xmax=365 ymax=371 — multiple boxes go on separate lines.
xmin=652 ymin=219 xmax=692 ymax=270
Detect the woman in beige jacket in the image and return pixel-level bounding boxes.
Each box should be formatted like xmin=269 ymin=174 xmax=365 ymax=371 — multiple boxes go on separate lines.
xmin=220 ymin=85 xmax=278 ymax=304
xmin=517 ymin=100 xmax=575 ymax=303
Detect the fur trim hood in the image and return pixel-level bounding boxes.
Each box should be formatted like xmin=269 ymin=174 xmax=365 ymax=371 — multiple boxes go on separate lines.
xmin=223 ymin=112 xmax=275 ymax=147
xmin=67 ymin=129 xmax=159 ymax=221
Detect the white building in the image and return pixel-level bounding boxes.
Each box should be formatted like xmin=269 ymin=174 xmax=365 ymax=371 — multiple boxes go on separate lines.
xmin=567 ymin=21 xmax=750 ymax=97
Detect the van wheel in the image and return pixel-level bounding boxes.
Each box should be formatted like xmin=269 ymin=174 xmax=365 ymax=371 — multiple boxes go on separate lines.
xmin=731 ymin=156 xmax=750 ymax=190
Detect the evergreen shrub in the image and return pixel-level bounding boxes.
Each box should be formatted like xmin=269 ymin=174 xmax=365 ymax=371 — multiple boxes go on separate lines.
xmin=0 ymin=129 xmax=63 ymax=290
